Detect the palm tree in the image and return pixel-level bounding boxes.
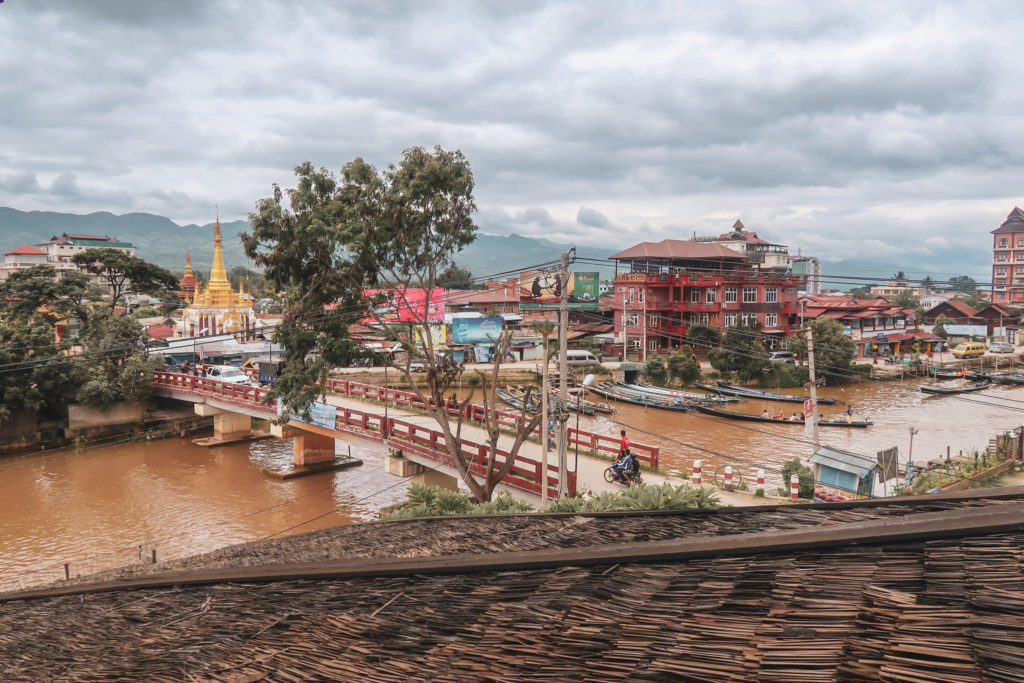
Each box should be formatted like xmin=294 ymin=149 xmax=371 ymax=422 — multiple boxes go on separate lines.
xmin=891 ymin=270 xmax=909 ymax=284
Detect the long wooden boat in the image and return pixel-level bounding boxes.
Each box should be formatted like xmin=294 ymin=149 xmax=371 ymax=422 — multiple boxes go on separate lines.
xmin=617 ymin=382 xmax=738 ymax=404
xmin=928 ymin=366 xmax=968 ymax=379
xmin=496 ymin=387 xmax=539 ymax=413
xmin=920 ymin=382 xmax=991 ymax=395
xmin=700 ymin=381 xmax=838 ymax=405
xmin=992 ymin=373 xmax=1024 ymax=386
xmin=589 ymin=383 xmax=690 ymax=412
xmin=693 ymin=405 xmax=872 ymax=428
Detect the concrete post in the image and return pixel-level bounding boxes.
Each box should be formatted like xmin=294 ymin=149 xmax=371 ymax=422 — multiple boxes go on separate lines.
xmin=292 ymin=432 xmax=336 ymax=467
xmin=691 ymin=460 xmax=702 ymax=487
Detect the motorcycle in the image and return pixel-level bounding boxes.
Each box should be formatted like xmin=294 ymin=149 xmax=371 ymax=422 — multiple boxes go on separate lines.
xmin=603 ymin=455 xmax=643 ymax=485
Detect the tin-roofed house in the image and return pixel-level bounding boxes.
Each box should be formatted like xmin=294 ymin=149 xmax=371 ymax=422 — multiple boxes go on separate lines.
xmin=809 ymin=445 xmax=878 ymax=502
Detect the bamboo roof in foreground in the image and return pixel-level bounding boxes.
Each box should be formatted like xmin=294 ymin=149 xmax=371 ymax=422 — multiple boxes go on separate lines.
xmin=1 ymin=488 xmax=1023 ymax=681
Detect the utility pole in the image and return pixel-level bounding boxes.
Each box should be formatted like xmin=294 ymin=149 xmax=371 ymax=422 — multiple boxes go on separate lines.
xmin=805 ymin=325 xmax=820 ymax=447
xmin=641 ymin=285 xmax=647 ymax=362
xmin=557 ymin=250 xmax=572 ymax=497
xmin=540 ymin=332 xmax=550 ymax=507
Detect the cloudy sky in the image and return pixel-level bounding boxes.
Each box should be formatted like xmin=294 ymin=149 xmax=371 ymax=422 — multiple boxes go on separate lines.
xmin=1 ymin=1 xmax=1021 ymax=275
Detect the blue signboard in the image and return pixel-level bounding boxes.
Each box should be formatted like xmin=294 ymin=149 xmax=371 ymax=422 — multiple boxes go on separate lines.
xmin=277 ymin=398 xmax=337 ymax=429
xmin=451 ymin=316 xmax=503 ymax=344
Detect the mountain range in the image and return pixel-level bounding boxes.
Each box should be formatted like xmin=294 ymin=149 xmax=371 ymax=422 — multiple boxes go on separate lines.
xmin=0 ymin=207 xmax=618 ymax=280
xmin=0 ymin=207 xmax=989 ymax=287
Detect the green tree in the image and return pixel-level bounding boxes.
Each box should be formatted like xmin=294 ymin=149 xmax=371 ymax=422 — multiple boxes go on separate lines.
xmin=682 ymin=323 xmax=722 ymax=354
xmin=781 ymin=458 xmax=815 ymax=499
xmin=245 ymin=146 xmax=538 ymax=502
xmin=920 ymin=275 xmax=936 ymax=290
xmin=946 ymin=275 xmax=977 ymax=293
xmin=708 ymin=326 xmax=769 ymax=381
xmin=667 ymin=346 xmax=701 ymax=386
xmin=933 ymin=313 xmax=952 ymax=339
xmin=71 ymin=248 xmax=181 ymax=311
xmin=787 ymin=318 xmax=857 ymax=384
xmin=848 ymin=284 xmax=875 ymax=298
xmin=890 ymin=289 xmax=924 ymax=312
xmin=437 ymin=265 xmax=479 ymax=290
xmin=645 ymin=354 xmax=667 ymax=386
xmin=891 ymin=271 xmax=909 ymax=284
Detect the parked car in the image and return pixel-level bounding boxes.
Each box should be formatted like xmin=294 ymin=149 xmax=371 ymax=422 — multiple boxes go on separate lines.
xmin=952 ymin=342 xmax=987 ymax=359
xmin=989 ymin=341 xmax=1015 ymax=354
xmin=768 ymin=351 xmax=796 ymax=364
xmin=408 ymin=360 xmax=427 ymax=373
xmin=204 ymin=365 xmax=251 ymax=385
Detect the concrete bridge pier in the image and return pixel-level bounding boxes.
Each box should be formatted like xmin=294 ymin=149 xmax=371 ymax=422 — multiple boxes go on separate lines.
xmin=192 ymin=404 xmax=270 ymax=447
xmin=384 ymin=451 xmax=460 ymax=491
xmin=265 ymin=423 xmax=363 ymax=480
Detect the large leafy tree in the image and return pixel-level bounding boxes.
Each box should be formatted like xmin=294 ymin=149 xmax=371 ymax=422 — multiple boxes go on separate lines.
xmin=244 ymin=146 xmax=536 ymax=501
xmin=683 ymin=323 xmax=722 ymax=353
xmin=667 ymin=346 xmax=701 ymax=386
xmin=71 ymin=248 xmax=181 ymax=311
xmin=709 ymin=326 xmax=769 ymax=381
xmin=890 ymin=289 xmax=924 ymax=312
xmin=946 ymin=275 xmax=978 ymax=293
xmin=787 ymin=318 xmax=857 ymax=384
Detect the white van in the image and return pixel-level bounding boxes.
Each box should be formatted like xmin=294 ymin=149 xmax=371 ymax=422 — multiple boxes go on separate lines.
xmin=559 ymin=350 xmax=599 ymax=367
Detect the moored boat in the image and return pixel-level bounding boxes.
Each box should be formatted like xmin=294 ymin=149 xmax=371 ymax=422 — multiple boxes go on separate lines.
xmin=617 ymin=382 xmax=738 ymax=404
xmin=701 ymin=381 xmax=838 ymax=405
xmin=920 ymin=382 xmax=991 ymax=395
xmin=693 ymin=405 xmax=872 ymax=427
xmin=590 ymin=383 xmax=690 ymax=412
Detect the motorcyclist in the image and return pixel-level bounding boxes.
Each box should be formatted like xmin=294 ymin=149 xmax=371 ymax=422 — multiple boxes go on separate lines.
xmin=613 ymin=449 xmax=637 ymax=484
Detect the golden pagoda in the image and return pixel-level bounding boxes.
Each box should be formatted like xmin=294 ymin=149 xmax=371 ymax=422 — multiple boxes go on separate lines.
xmin=178 ymin=252 xmax=197 ymax=304
xmin=177 ymin=220 xmax=255 ymax=339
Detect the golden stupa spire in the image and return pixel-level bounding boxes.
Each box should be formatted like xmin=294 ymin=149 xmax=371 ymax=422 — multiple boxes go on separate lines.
xmin=184 ymin=251 xmax=194 ymax=278
xmin=202 ymin=219 xmax=235 ymax=306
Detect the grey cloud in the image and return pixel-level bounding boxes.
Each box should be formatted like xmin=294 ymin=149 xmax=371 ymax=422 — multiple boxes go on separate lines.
xmin=0 ymin=0 xmax=1019 ymax=276
xmin=577 ymin=207 xmax=611 ymax=228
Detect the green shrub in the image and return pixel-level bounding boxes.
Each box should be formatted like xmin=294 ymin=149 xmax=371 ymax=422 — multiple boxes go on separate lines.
xmin=757 ymin=364 xmax=809 ymax=389
xmin=539 ymin=495 xmax=586 ymax=513
xmin=580 ymin=363 xmax=612 ymax=376
xmin=781 ymin=458 xmax=815 ymax=500
xmin=471 ymin=490 xmax=535 ymax=514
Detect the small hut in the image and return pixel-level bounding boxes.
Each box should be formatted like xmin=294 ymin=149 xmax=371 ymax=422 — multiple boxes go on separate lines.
xmin=809 ymin=446 xmax=877 ymax=502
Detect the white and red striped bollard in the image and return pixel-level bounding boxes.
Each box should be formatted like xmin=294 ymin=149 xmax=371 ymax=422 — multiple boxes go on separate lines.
xmin=724 ymin=466 xmax=733 ymax=490
xmin=692 ymin=460 xmax=702 ymax=487
xmin=790 ymin=474 xmax=800 ymax=500
xmin=756 ymin=469 xmax=765 ymax=495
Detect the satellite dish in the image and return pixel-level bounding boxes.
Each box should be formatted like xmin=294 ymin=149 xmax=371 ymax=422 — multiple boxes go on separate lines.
xmin=583 ymin=373 xmax=595 ymax=387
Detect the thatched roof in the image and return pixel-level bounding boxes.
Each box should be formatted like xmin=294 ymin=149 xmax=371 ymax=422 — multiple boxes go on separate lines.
xmin=2 ymin=488 xmax=1024 ymax=681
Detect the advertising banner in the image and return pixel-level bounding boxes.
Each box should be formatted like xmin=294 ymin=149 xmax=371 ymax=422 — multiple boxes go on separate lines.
xmin=363 ymin=288 xmax=445 ymax=323
xmin=814 ymin=483 xmax=858 ymax=503
xmin=520 ymin=271 xmax=600 ymax=310
xmin=451 ymin=317 xmax=503 ymax=344
xmin=944 ymin=324 xmax=988 ymax=337
xmin=276 ymin=399 xmax=336 ymax=430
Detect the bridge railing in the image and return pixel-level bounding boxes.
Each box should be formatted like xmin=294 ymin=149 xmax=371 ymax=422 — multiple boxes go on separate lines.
xmin=153 ymin=372 xmax=642 ymax=493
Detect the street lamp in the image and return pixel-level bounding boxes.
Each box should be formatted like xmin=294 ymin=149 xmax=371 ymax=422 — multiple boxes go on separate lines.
xmin=907 ymin=425 xmax=920 ymax=471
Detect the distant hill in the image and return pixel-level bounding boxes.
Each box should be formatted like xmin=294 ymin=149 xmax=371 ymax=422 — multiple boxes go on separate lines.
xmin=0 ymin=208 xmax=618 ymax=279
xmin=0 ymin=207 xmax=250 ymax=275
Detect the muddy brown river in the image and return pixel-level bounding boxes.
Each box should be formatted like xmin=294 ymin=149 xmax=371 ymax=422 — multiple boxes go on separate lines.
xmin=1 ymin=375 xmax=1022 ymax=586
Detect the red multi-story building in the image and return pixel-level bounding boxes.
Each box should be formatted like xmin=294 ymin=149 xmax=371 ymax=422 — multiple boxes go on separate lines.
xmin=991 ymin=206 xmax=1024 ymax=306
xmin=610 ymin=237 xmax=805 ymax=359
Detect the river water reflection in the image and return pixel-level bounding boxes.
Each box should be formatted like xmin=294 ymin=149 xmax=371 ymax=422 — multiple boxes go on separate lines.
xmin=3 ymin=375 xmax=1022 ymax=585
xmin=0 ymin=435 xmax=407 ymax=585
xmin=575 ymin=377 xmax=1024 ymax=486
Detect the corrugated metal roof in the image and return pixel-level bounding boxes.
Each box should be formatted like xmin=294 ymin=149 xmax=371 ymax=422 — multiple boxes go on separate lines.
xmin=810 ymin=446 xmax=876 ymax=478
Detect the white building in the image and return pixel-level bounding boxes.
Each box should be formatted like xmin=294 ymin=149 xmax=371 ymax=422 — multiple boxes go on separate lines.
xmin=0 ymin=245 xmax=79 ymax=282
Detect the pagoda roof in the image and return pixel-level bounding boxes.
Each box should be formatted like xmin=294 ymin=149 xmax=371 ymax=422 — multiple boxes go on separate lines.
xmin=991 ymin=207 xmax=1024 ymax=234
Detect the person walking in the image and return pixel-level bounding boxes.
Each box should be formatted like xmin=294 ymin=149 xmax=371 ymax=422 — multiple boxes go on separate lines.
xmin=619 ymin=429 xmax=630 ymax=457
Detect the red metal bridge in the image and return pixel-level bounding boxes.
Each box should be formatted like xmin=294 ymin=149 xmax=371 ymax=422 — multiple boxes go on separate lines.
xmin=153 ymin=372 xmax=660 ymax=499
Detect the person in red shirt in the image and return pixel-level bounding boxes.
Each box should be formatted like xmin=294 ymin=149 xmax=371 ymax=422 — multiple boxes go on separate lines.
xmin=619 ymin=430 xmax=630 ymax=457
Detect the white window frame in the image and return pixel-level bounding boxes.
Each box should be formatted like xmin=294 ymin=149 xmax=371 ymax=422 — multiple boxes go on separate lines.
xmin=765 ymin=288 xmax=778 ymax=304
xmin=648 ymin=315 xmax=658 ymax=327
xmin=648 ymin=339 xmax=658 ymax=351
xmin=725 ymin=287 xmax=737 ymax=303
xmin=741 ymin=313 xmax=757 ymax=326
xmin=706 ymin=289 xmax=716 ymax=303
xmin=625 ymin=312 xmax=639 ymax=326
xmin=639 ymin=288 xmax=645 ymax=303
xmin=631 ymin=338 xmax=641 ymax=348
xmin=690 ymin=288 xmax=701 ymax=303
xmin=628 ymin=288 xmax=635 ymax=303
xmin=765 ymin=313 xmax=778 ymax=327
xmin=725 ymin=313 xmax=738 ymax=327
xmin=742 ymin=287 xmax=757 ymax=303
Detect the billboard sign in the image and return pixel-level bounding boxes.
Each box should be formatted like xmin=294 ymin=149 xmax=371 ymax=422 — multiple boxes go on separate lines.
xmin=451 ymin=317 xmax=503 ymax=344
xmin=944 ymin=324 xmax=988 ymax=337
xmin=520 ymin=271 xmax=600 ymax=310
xmin=362 ymin=288 xmax=445 ymax=323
